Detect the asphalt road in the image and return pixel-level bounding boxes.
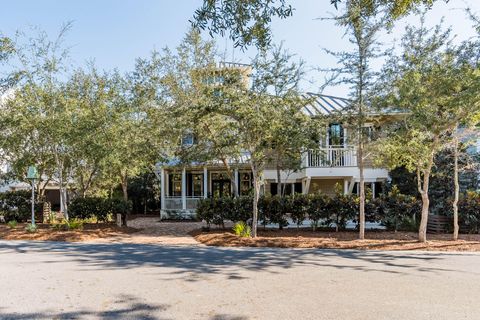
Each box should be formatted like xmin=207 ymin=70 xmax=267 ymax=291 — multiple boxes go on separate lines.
xmin=0 ymin=240 xmax=479 ymax=320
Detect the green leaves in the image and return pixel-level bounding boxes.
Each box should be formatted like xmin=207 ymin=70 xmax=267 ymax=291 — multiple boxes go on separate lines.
xmin=191 ymin=0 xmax=294 ymax=49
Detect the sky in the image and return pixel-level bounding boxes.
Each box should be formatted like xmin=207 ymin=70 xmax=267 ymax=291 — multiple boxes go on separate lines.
xmin=1 ymin=0 xmax=479 ymax=97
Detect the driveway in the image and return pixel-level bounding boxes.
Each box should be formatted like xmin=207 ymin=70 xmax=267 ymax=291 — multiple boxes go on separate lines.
xmin=84 ymin=218 xmax=204 ymax=246
xmin=0 ymin=240 xmax=479 ymax=319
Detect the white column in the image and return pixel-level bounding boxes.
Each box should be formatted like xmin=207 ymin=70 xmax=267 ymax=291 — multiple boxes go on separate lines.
xmin=291 ymin=183 xmax=295 ymax=195
xmin=181 ymin=167 xmax=186 ymax=210
xmin=234 ymin=169 xmax=239 ymax=196
xmin=160 ymin=168 xmax=165 ymax=211
xmin=344 ymin=179 xmax=348 ymax=195
xmin=372 ymin=182 xmax=376 ymax=199
xmin=303 ymin=177 xmax=311 ymax=195
xmin=203 ymin=167 xmax=208 ymax=199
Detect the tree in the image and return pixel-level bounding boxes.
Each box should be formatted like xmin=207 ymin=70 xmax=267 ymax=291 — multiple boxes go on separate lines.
xmin=192 ymin=0 xmax=294 ymax=49
xmin=446 ymin=16 xmax=480 ymax=240
xmin=375 ymin=17 xmax=480 ymax=242
xmin=158 ymin=29 xmax=247 ymax=195
xmin=325 ymin=1 xmax=387 ymax=240
xmin=65 ymin=67 xmax=114 ymax=198
xmin=330 ymin=0 xmax=441 ymax=19
xmin=192 ymin=0 xmax=442 ymax=50
xmin=0 ymin=24 xmax=74 ymax=218
xmin=250 ymin=43 xmax=317 ymax=196
xmin=103 ymin=71 xmax=157 ymax=207
xmin=0 ymin=35 xmax=16 ymax=92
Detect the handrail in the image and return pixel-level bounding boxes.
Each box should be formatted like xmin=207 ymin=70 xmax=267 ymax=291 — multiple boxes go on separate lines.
xmin=306 ymin=146 xmax=357 ymax=167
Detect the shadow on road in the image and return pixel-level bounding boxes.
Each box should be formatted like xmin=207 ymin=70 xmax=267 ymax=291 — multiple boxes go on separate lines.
xmin=0 ymin=294 xmax=169 ymax=320
xmin=0 ymin=240 xmax=473 ymax=280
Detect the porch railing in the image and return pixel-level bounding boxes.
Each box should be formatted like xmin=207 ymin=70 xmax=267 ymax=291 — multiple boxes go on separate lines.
xmin=163 ymin=196 xmax=203 ymax=210
xmin=306 ymin=146 xmax=357 ymax=167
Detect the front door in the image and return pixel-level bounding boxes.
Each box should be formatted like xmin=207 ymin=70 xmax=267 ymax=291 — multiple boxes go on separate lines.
xmin=211 ymin=172 xmax=231 ymax=198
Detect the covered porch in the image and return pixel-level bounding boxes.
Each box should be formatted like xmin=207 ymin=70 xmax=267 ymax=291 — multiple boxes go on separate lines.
xmin=156 ymin=166 xmax=253 ymax=214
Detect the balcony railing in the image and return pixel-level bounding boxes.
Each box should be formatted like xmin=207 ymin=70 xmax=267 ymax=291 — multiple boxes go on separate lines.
xmin=306 ymin=146 xmax=357 ymax=167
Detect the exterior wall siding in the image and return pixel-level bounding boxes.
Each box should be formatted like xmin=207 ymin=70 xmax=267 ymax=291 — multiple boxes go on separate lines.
xmin=309 ymin=179 xmax=344 ymax=197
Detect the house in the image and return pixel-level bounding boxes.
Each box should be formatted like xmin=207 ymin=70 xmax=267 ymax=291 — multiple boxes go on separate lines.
xmin=0 ymin=164 xmax=63 ymax=209
xmin=154 ymin=62 xmax=397 ymax=218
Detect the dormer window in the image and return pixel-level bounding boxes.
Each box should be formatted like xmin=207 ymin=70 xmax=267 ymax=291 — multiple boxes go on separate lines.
xmin=182 ymin=132 xmax=195 ymax=147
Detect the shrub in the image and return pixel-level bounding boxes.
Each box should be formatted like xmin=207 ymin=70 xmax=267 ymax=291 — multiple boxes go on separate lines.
xmin=458 ymin=191 xmax=480 ymax=233
xmin=107 ymin=198 xmax=132 ymax=216
xmin=288 ymin=194 xmax=309 ymax=228
xmin=69 ymin=197 xmax=129 ymax=222
xmin=326 ymin=185 xmax=358 ymax=231
xmin=196 ymin=198 xmax=216 ymax=228
xmin=0 ymin=190 xmax=32 ymax=222
xmin=7 ymin=220 xmax=17 ymax=228
xmin=25 ymin=223 xmax=37 ymax=233
xmin=231 ymin=195 xmax=253 ymax=223
xmin=69 ymin=197 xmax=105 ymax=220
xmin=378 ymin=186 xmax=421 ymax=231
xmin=232 ymin=221 xmax=251 ymax=237
xmin=66 ymin=219 xmax=84 ymax=230
xmin=258 ymin=195 xmax=288 ymax=229
xmin=196 ymin=187 xmax=422 ymax=232
xmin=197 ymin=196 xmax=254 ymax=227
xmin=307 ymin=192 xmax=330 ymax=231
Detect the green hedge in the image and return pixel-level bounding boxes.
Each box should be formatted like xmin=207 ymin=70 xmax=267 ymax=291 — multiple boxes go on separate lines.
xmin=457 ymin=191 xmax=480 ymax=233
xmin=196 ymin=187 xmax=424 ymax=231
xmin=0 ymin=190 xmax=40 ymax=222
xmin=69 ymin=197 xmax=132 ymax=222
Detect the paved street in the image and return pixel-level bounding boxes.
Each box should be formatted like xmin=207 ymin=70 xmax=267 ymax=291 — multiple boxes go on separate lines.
xmin=0 ymin=240 xmax=479 ymax=320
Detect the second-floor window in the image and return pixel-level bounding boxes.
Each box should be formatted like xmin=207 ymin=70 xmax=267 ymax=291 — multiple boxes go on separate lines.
xmin=328 ymin=123 xmax=344 ymax=147
xmin=181 ymin=133 xmax=195 ymax=147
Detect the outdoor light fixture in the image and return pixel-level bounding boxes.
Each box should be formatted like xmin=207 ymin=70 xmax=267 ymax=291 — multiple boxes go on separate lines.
xmin=26 ymin=165 xmax=39 ymax=226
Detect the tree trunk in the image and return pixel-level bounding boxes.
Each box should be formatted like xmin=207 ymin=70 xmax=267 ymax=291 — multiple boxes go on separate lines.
xmin=276 ymin=164 xmax=282 ymax=196
xmin=60 ymin=186 xmax=69 ymax=221
xmin=121 ymin=180 xmax=128 ymax=203
xmin=417 ymin=150 xmax=434 ymax=242
xmin=251 ymin=164 xmax=261 ymax=238
xmin=358 ymin=142 xmax=365 ymax=240
xmin=418 ymin=191 xmax=430 ymax=243
xmin=453 ymin=135 xmax=460 ymax=241
xmin=221 ymin=158 xmax=238 ymax=197
xmin=120 ymin=173 xmax=128 ymax=226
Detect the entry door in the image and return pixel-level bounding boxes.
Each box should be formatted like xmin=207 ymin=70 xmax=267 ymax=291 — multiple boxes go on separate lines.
xmin=212 ymin=179 xmax=231 ymax=198
xmin=211 ymin=172 xmax=231 ymax=198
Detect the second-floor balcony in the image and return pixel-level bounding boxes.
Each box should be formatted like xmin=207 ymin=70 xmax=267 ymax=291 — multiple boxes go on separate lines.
xmin=305 ymin=146 xmax=357 ymax=167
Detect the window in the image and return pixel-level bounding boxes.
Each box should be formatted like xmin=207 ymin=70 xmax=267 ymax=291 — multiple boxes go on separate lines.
xmin=328 ymin=123 xmax=344 ymax=146
xmin=362 ymin=125 xmax=377 ymax=141
xmin=182 ymin=133 xmax=195 ymax=146
xmin=192 ymin=174 xmax=203 ymax=197
xmin=169 ymin=174 xmax=182 ymax=197
xmin=240 ymin=172 xmax=253 ymax=195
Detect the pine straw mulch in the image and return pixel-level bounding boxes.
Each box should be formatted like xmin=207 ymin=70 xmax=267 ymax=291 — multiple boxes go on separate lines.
xmin=0 ymin=223 xmax=139 ymax=242
xmin=191 ymin=228 xmax=480 ymax=251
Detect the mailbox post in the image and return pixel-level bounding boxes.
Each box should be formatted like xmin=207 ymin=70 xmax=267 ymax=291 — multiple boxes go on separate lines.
xmin=26 ymin=166 xmax=39 ymax=226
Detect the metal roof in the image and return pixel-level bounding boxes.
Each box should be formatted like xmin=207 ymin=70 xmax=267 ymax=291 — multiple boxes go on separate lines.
xmin=301 ymin=93 xmax=351 ymax=117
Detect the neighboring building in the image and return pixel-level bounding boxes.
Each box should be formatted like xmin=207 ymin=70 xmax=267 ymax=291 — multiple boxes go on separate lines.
xmin=0 ymin=165 xmax=62 ymax=208
xmin=154 ymin=62 xmax=394 ymax=217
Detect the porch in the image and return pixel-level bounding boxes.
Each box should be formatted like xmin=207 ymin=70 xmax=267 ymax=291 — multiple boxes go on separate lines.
xmin=157 ymin=167 xmax=253 ymax=214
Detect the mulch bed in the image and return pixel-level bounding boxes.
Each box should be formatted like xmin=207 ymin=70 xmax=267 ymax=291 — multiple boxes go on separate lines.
xmin=0 ymin=223 xmax=139 ymax=242
xmin=191 ymin=228 xmax=480 ymax=251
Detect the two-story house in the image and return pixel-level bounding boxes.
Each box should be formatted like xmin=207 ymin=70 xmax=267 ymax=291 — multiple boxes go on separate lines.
xmin=154 ymin=62 xmax=394 ymax=218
